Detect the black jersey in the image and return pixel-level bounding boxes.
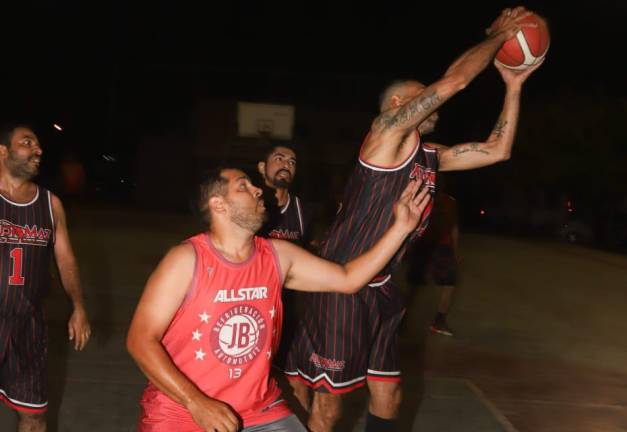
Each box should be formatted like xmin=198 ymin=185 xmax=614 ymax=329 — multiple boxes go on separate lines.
xmin=319 ymin=135 xmax=438 ymax=279
xmin=262 ymin=194 xmax=309 ymax=245
xmin=0 ymin=187 xmax=55 ymax=318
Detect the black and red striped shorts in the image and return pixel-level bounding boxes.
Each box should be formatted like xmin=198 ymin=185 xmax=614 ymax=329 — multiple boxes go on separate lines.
xmin=0 ymin=314 xmax=48 ymax=413
xmin=284 ymin=278 xmax=404 ymax=394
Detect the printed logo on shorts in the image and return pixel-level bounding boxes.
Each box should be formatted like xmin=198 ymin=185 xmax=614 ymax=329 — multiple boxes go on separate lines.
xmin=210 ymin=305 xmax=267 ymax=365
xmin=309 ymin=352 xmax=345 ymax=372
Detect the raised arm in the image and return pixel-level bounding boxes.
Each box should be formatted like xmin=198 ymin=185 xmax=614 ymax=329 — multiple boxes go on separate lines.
xmin=274 ymin=180 xmax=431 ymax=293
xmin=434 ymin=58 xmax=543 ymax=171
xmin=126 ymin=244 xmax=239 ymax=432
xmin=371 ymin=7 xmax=532 ymax=139
xmin=51 ymin=194 xmax=91 ymax=351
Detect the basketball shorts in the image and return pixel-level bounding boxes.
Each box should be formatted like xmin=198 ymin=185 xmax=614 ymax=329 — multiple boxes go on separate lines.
xmin=284 ymin=277 xmax=405 ymax=394
xmin=0 ymin=313 xmax=48 ymax=413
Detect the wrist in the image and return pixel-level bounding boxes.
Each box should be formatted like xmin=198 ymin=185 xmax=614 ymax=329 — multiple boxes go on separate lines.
xmin=72 ymin=301 xmax=86 ymax=311
xmin=391 ymin=220 xmax=413 ymax=238
xmin=488 ymin=31 xmax=509 ymax=44
xmin=183 ymin=391 xmax=207 ymax=410
xmin=505 ymin=84 xmax=522 ymax=95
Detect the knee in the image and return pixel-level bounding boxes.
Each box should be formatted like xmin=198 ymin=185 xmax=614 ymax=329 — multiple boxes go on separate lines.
xmin=369 ymin=381 xmax=402 ymax=416
xmin=18 ymin=411 xmax=46 ymax=428
xmin=312 ymin=392 xmax=342 ymax=422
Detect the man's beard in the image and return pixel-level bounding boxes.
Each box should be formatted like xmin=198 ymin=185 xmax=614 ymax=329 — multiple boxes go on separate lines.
xmin=228 ymin=201 xmax=266 ymax=233
xmin=270 ymin=169 xmax=292 ymax=189
xmin=7 ymin=152 xmax=38 ymax=180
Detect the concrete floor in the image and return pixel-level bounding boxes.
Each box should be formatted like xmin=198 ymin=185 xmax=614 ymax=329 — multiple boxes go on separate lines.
xmin=1 ymin=208 xmax=626 ymax=431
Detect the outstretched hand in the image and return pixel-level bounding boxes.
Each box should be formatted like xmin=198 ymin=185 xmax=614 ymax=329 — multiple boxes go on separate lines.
xmin=486 ymin=6 xmax=536 ymax=41
xmin=393 ymin=179 xmax=432 ymax=234
xmin=495 ymin=57 xmax=545 ymax=88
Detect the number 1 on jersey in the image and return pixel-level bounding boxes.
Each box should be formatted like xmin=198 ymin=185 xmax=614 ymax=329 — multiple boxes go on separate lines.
xmin=9 ymin=247 xmax=25 ymax=285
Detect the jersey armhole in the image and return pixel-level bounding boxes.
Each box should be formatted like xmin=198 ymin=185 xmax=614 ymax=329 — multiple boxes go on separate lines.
xmin=47 ymin=190 xmax=57 ymax=244
xmin=180 ymin=240 xmax=200 ymax=308
xmin=267 ymin=239 xmax=285 ymax=289
xmin=358 ymin=132 xmax=422 ymax=172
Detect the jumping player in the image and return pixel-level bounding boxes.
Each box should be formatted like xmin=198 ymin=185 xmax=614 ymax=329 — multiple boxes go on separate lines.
xmin=284 ymin=7 xmax=544 ymax=431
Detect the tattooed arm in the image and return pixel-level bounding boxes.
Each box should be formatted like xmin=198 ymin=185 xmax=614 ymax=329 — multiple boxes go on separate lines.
xmin=435 ymin=59 xmax=544 ymax=172
xmin=371 ymin=8 xmax=532 ymax=137
xmin=363 ymin=8 xmax=534 ymax=168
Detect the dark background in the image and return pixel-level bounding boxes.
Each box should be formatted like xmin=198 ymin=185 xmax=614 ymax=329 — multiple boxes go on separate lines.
xmin=1 ymin=1 xmax=625 ymax=247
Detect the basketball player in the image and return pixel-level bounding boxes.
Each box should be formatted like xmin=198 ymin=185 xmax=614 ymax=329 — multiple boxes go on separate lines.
xmin=126 ymin=167 xmax=430 ymax=432
xmin=0 ymin=124 xmax=91 ymax=431
xmin=257 ymin=144 xmax=311 ymax=246
xmin=257 ymin=144 xmax=313 ymax=373
xmin=284 ymin=7 xmax=544 ymax=431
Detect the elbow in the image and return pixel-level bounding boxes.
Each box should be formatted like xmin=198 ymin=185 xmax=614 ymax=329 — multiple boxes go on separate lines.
xmin=126 ymin=329 xmax=141 ymax=360
xmin=499 ymin=148 xmax=512 ymax=162
xmin=485 ymin=140 xmax=511 ymax=163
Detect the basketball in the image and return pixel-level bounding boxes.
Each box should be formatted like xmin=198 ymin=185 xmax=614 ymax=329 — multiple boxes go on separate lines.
xmin=495 ymin=13 xmax=550 ymax=70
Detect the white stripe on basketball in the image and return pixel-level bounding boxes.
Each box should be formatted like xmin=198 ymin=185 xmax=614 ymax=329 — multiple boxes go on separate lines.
xmin=516 ymin=31 xmax=537 ymax=67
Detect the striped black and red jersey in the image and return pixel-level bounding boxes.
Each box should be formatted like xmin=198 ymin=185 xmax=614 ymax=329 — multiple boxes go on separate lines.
xmin=261 ymin=193 xmax=310 ymax=246
xmin=319 ymin=134 xmax=438 ymax=280
xmin=0 ymin=187 xmax=55 ymax=318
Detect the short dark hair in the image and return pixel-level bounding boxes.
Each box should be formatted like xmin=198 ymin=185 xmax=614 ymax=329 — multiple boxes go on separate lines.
xmin=261 ymin=142 xmax=298 ymax=163
xmin=0 ymin=122 xmax=34 ymax=148
xmin=198 ymin=167 xmax=229 ymax=226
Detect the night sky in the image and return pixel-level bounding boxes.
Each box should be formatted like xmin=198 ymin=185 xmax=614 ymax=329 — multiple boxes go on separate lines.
xmin=1 ymin=1 xmax=625 ymax=214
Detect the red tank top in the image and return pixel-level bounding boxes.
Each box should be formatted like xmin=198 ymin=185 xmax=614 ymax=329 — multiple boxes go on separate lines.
xmin=139 ymin=234 xmax=291 ymax=429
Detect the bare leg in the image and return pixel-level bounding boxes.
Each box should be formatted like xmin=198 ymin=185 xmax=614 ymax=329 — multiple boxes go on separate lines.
xmin=288 ymin=378 xmax=311 ymax=413
xmin=308 ymin=392 xmax=342 ymax=432
xmin=17 ymin=411 xmax=46 ymax=432
xmin=367 ymin=380 xmax=401 ymax=419
xmin=432 ymin=285 xmax=456 ymax=336
xmin=437 ymin=285 xmax=455 ymax=314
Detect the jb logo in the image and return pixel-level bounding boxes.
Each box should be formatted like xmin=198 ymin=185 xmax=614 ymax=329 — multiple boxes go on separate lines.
xmin=210 ymin=305 xmax=267 ymax=365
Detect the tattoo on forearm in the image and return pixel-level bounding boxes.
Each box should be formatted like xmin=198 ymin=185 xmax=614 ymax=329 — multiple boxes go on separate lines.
xmin=492 ymin=119 xmax=508 ymax=138
xmin=453 ymin=143 xmax=490 ymax=157
xmin=379 ymin=91 xmax=442 ymax=130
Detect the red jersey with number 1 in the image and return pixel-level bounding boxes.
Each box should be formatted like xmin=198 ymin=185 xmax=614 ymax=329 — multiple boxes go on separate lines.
xmin=139 ymin=234 xmax=291 ymax=430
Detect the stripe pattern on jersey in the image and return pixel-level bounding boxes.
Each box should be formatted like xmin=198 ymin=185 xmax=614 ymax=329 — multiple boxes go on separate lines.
xmin=285 ymin=135 xmax=438 ymax=393
xmin=0 ymin=187 xmax=54 ymax=412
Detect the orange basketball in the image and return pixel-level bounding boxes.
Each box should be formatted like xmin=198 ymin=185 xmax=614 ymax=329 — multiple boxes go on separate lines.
xmin=496 ymin=13 xmax=550 ymax=70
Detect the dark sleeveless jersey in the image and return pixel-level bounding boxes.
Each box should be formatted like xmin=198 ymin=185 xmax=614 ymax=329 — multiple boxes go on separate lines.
xmin=319 ymin=135 xmax=438 ymax=280
xmin=0 ymin=187 xmax=55 ymax=318
xmin=262 ymin=194 xmax=309 ymax=245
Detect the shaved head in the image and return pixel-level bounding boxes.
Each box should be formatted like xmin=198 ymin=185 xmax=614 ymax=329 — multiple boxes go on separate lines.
xmin=379 ymin=80 xmax=426 ymax=112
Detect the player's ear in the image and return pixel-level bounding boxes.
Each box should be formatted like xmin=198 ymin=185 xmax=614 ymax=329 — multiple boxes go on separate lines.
xmin=257 ymin=161 xmax=266 ymax=177
xmin=209 ymin=196 xmax=226 ymax=215
xmin=390 ymin=95 xmax=402 ymax=109
xmin=0 ymin=144 xmax=8 ymax=158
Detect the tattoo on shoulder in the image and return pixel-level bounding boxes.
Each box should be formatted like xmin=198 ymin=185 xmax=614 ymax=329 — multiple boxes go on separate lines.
xmin=492 ymin=119 xmax=508 ymax=138
xmin=379 ymin=91 xmax=441 ymax=130
xmin=453 ymin=143 xmax=490 ymax=157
